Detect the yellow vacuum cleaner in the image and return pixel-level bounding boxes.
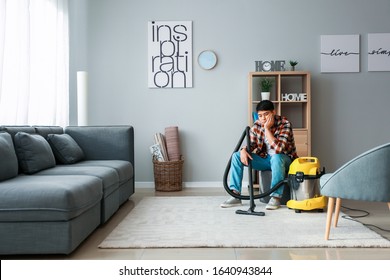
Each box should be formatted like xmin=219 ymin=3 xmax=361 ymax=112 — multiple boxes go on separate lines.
xmin=286 ymin=157 xmax=327 ymax=213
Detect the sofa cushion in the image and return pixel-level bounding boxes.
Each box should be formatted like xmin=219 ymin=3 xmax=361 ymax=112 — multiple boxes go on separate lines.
xmin=0 ymin=175 xmax=102 ymax=221
xmin=36 ymin=165 xmax=119 ymax=197
xmin=47 ymin=134 xmax=85 ymax=164
xmin=37 ymin=165 xmax=121 ymax=223
xmin=14 ymin=132 xmax=56 ymax=174
xmin=0 ymin=133 xmax=19 ymax=181
xmin=75 ymin=160 xmax=134 ymax=207
xmin=73 ymin=160 xmax=133 ymax=184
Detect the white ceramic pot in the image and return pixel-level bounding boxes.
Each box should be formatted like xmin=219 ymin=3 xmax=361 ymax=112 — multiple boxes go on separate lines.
xmin=261 ymin=92 xmax=270 ymax=100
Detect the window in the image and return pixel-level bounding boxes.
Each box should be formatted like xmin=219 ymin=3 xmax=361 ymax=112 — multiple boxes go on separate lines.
xmin=0 ymin=0 xmax=69 ymax=126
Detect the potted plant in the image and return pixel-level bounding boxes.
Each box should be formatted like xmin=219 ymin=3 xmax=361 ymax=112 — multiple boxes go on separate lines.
xmin=289 ymin=60 xmax=298 ymax=71
xmin=260 ymin=78 xmax=273 ymax=100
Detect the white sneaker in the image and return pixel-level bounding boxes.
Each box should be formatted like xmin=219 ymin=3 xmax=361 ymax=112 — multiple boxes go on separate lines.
xmin=266 ymin=197 xmax=281 ymax=210
xmin=220 ymin=197 xmax=242 ymax=208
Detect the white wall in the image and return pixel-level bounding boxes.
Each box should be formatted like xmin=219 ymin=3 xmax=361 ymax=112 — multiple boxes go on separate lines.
xmin=69 ymin=0 xmax=390 ymax=184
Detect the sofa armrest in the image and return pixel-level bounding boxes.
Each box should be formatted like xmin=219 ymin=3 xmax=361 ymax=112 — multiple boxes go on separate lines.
xmin=65 ymin=126 xmax=134 ymax=164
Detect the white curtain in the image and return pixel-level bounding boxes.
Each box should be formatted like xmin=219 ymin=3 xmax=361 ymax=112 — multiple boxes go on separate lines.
xmin=0 ymin=0 xmax=69 ymax=126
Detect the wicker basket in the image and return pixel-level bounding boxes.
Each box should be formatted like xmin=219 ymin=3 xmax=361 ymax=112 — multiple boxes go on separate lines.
xmin=153 ymin=159 xmax=184 ymax=191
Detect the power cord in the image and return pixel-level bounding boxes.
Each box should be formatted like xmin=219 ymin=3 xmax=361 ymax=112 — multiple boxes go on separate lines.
xmin=341 ymin=205 xmax=390 ymax=233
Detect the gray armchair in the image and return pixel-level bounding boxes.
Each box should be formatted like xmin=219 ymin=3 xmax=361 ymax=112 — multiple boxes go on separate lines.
xmin=320 ymin=143 xmax=390 ymax=240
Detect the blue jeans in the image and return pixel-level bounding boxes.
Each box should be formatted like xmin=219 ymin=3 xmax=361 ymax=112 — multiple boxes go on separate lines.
xmin=229 ymin=152 xmax=292 ymax=198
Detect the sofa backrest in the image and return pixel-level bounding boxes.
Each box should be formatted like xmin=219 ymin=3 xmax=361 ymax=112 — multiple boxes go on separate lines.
xmin=65 ymin=126 xmax=134 ymax=164
xmin=0 ymin=126 xmax=64 ymax=142
xmin=34 ymin=126 xmax=64 ymax=139
xmin=0 ymin=126 xmax=36 ymax=141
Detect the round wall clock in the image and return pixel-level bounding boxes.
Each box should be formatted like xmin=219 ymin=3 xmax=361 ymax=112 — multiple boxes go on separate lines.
xmin=198 ymin=50 xmax=217 ymax=70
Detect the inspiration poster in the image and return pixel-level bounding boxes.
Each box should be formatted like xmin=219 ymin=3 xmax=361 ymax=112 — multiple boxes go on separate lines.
xmin=148 ymin=21 xmax=193 ymax=88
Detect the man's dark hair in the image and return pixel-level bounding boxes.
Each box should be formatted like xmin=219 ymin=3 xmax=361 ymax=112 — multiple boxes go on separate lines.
xmin=256 ymin=100 xmax=274 ymax=112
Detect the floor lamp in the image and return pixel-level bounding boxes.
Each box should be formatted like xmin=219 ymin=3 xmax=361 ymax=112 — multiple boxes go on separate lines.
xmin=77 ymin=71 xmax=88 ymax=126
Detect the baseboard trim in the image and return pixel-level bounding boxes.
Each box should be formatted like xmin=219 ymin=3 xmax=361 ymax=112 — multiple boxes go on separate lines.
xmin=135 ymin=181 xmax=249 ymax=189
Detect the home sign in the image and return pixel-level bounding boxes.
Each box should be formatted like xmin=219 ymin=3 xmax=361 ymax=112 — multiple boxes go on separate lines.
xmin=255 ymin=60 xmax=286 ymax=72
xmin=281 ymin=93 xmax=307 ymax=101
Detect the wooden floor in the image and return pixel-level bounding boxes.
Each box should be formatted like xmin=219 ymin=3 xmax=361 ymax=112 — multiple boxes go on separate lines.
xmin=2 ymin=187 xmax=390 ymax=260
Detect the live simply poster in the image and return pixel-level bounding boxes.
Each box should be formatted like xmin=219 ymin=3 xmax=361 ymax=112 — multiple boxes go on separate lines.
xmin=368 ymin=33 xmax=390 ymax=71
xmin=320 ymin=34 xmax=360 ymax=73
xmin=148 ymin=21 xmax=193 ymax=88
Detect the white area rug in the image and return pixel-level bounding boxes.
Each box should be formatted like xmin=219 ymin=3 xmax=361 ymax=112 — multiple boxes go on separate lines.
xmin=99 ymin=196 xmax=390 ymax=248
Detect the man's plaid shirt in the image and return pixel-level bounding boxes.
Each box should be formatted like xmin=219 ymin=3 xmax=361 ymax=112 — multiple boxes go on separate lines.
xmin=249 ymin=115 xmax=298 ymax=159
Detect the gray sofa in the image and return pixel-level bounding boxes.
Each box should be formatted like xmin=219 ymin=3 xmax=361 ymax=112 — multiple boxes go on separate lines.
xmin=0 ymin=125 xmax=134 ymax=255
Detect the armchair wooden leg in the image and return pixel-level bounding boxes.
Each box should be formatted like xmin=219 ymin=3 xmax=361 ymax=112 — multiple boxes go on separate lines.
xmin=325 ymin=197 xmax=335 ymax=240
xmin=333 ymin=198 xmax=342 ymax=227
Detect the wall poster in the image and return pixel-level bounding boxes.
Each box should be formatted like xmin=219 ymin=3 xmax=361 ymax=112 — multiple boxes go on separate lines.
xmin=148 ymin=21 xmax=193 ymax=88
xmin=320 ymin=35 xmax=360 ymax=73
xmin=368 ymin=33 xmax=390 ymax=72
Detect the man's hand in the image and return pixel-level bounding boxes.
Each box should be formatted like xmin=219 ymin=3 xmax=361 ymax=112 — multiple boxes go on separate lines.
xmin=240 ymin=148 xmax=253 ymax=165
xmin=264 ymin=112 xmax=276 ymax=146
xmin=264 ymin=112 xmax=274 ymax=130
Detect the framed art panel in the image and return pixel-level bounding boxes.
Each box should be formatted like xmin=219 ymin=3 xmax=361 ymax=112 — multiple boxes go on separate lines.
xmin=321 ymin=35 xmax=360 ymax=73
xmin=148 ymin=21 xmax=193 ymax=88
xmin=368 ymin=33 xmax=390 ymax=72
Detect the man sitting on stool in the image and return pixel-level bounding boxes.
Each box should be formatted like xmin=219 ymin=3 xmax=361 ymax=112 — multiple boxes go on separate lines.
xmin=221 ymin=100 xmax=298 ymax=210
